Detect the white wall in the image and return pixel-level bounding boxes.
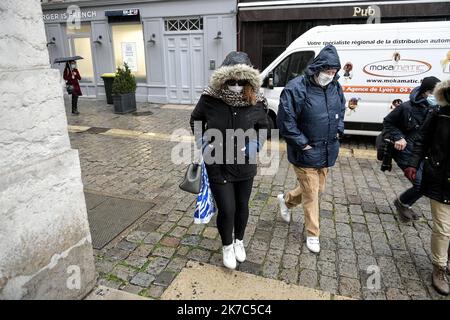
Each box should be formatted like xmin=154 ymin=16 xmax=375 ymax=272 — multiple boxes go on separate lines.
xmin=0 ymin=0 xmax=96 ymax=299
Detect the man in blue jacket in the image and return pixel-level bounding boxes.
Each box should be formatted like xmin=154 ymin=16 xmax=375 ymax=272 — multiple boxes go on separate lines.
xmin=277 ymin=45 xmax=345 ymax=253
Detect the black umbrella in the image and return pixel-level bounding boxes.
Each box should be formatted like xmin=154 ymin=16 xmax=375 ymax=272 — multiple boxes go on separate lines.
xmin=54 ymin=56 xmax=84 ymax=64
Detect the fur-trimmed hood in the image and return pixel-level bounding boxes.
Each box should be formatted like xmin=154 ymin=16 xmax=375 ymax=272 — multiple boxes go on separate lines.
xmin=433 ymin=78 xmax=450 ymax=107
xmin=209 ymin=64 xmax=262 ymax=92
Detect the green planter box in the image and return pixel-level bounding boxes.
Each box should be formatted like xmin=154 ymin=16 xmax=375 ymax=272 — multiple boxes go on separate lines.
xmin=113 ymin=93 xmax=136 ymax=114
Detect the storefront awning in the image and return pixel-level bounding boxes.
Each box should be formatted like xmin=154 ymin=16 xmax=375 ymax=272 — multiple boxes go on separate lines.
xmin=105 ymin=8 xmax=140 ymax=23
xmin=105 ymin=9 xmax=139 ymax=17
xmin=238 ymin=0 xmax=450 ymax=21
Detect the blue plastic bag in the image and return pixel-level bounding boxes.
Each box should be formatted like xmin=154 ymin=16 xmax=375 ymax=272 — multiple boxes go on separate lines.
xmin=193 ymin=161 xmax=216 ymax=224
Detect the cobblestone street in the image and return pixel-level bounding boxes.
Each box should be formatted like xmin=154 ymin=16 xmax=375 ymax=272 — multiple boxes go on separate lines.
xmin=67 ymin=98 xmax=448 ymax=300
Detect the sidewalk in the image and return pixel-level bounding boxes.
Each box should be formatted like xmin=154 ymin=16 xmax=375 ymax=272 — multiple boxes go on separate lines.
xmin=67 ymin=97 xmax=447 ymax=300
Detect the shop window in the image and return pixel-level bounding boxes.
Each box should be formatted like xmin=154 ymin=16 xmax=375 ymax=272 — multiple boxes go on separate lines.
xmin=67 ymin=23 xmax=94 ymax=82
xmin=111 ymin=23 xmax=147 ymax=82
xmin=164 ymin=18 xmax=203 ymax=32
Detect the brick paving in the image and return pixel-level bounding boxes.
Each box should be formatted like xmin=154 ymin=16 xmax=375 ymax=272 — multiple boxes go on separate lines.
xmin=67 ymin=98 xmax=447 ymax=300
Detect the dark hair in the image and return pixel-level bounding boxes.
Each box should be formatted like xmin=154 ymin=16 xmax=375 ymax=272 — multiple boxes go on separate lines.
xmin=243 ymin=84 xmax=257 ymax=105
xmin=419 ymin=76 xmax=440 ymax=95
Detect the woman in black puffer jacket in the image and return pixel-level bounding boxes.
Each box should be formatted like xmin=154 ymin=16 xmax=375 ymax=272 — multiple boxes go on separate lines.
xmin=190 ymin=52 xmax=269 ymax=270
xmin=408 ymin=79 xmax=450 ymax=296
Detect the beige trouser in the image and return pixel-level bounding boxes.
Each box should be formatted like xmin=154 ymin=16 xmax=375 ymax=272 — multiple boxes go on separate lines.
xmin=430 ymin=199 xmax=450 ymax=267
xmin=285 ymin=166 xmax=328 ymax=237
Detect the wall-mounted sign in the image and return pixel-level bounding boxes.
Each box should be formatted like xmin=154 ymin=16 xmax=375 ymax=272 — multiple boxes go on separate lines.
xmin=43 ymin=10 xmax=97 ymax=21
xmin=123 ymin=9 xmax=139 ymax=16
xmin=105 ymin=9 xmax=139 ymax=17
xmin=352 ymin=6 xmax=377 ymax=17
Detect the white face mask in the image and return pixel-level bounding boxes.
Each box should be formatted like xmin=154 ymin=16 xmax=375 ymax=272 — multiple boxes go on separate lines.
xmin=317 ymin=72 xmax=334 ymax=86
xmin=71 ymin=64 xmax=76 ymax=69
xmin=228 ymin=85 xmax=243 ymax=93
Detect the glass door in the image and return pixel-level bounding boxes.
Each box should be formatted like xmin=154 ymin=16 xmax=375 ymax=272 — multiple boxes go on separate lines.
xmin=67 ymin=24 xmax=95 ymax=83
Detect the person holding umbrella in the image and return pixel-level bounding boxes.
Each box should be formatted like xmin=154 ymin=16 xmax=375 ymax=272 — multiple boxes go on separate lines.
xmin=63 ymin=60 xmax=82 ymax=115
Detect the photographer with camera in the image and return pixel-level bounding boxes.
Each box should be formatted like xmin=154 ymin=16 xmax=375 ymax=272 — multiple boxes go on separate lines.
xmin=382 ymin=76 xmax=441 ymax=222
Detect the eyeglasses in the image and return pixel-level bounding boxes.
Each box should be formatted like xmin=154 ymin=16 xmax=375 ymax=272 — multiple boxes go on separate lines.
xmin=226 ymin=80 xmax=248 ymax=86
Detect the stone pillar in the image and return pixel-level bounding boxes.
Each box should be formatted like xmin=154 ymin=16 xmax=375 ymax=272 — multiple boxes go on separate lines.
xmin=0 ymin=0 xmax=96 ymax=299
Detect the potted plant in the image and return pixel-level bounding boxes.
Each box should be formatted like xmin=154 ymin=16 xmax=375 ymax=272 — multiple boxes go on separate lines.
xmin=111 ymin=63 xmax=137 ymax=114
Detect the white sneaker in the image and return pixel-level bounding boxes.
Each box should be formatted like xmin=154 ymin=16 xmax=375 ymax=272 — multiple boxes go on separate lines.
xmin=306 ymin=237 xmax=320 ymax=253
xmin=234 ymin=239 xmax=246 ymax=263
xmin=277 ymin=193 xmax=291 ymax=223
xmin=222 ymin=244 xmax=237 ymax=269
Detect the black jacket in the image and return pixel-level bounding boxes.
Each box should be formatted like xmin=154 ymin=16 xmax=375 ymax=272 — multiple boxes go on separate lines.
xmin=382 ymin=87 xmax=436 ymax=170
xmin=409 ymin=104 xmax=450 ymax=204
xmin=190 ymin=94 xmax=268 ymax=184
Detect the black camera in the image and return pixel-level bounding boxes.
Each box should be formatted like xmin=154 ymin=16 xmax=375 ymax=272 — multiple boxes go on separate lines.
xmin=380 ymin=139 xmax=395 ymax=172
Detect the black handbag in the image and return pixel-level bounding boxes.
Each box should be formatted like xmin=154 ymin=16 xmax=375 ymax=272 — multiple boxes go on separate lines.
xmin=179 ymin=162 xmax=202 ymax=194
xmin=65 ymin=64 xmax=74 ymax=94
xmin=66 ymin=82 xmax=73 ymax=94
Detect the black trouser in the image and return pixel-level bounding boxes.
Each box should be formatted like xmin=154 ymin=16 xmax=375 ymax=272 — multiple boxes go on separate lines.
xmin=72 ymin=94 xmax=79 ymax=112
xmin=399 ymin=161 xmax=424 ymax=207
xmin=209 ymin=178 xmax=254 ymax=246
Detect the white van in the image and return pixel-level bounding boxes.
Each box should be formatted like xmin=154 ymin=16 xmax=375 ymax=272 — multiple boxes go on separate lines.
xmin=260 ymin=21 xmax=450 ymax=136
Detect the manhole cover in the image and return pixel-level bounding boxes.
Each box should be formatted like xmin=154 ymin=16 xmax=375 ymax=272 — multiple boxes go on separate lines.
xmin=132 ymin=111 xmax=154 ymax=116
xmin=85 ymin=193 xmax=156 ymax=249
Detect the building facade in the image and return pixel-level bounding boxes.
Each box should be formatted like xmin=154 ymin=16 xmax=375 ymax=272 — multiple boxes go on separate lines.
xmin=238 ymin=0 xmax=450 ymax=70
xmin=41 ymin=0 xmax=237 ymax=104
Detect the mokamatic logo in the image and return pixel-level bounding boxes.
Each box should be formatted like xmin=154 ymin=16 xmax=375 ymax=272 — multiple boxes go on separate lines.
xmin=363 ymin=59 xmax=431 ymax=77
